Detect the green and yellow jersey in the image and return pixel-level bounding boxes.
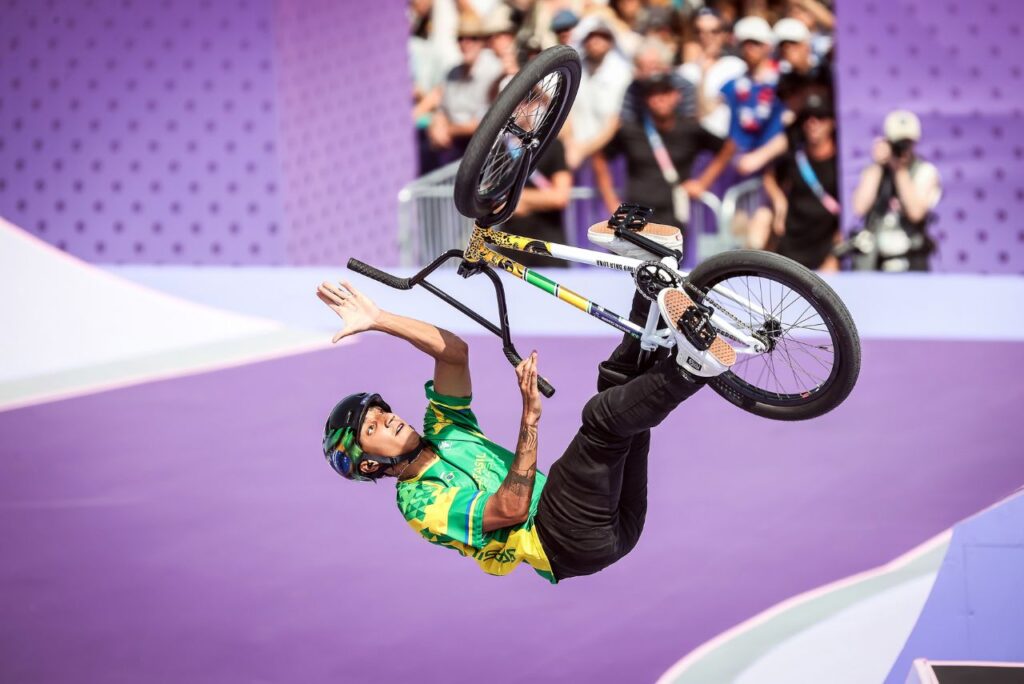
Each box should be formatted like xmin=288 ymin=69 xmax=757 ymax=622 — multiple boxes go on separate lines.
xmin=395 ymin=381 xmax=556 ymax=584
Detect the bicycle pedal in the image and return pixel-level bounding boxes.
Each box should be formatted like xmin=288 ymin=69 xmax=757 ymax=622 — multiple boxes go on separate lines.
xmin=609 ymin=203 xmax=653 ymax=234
xmin=676 ymin=305 xmax=716 ymax=352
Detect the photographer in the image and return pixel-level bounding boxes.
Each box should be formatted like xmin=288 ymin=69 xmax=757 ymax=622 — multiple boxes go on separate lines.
xmin=850 ymin=110 xmax=942 ymax=271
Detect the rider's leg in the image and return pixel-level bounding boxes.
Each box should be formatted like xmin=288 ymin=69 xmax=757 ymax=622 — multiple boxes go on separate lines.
xmin=535 ymin=357 xmax=705 ymax=579
xmin=615 ymin=428 xmax=650 ymax=556
xmin=601 ymin=289 xmax=667 ymax=381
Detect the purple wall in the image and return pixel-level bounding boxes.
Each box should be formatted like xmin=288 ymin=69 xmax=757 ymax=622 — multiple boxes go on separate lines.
xmin=836 ymin=0 xmax=1024 ymax=273
xmin=273 ymin=0 xmax=414 ymax=266
xmin=0 ymin=0 xmax=412 ymax=265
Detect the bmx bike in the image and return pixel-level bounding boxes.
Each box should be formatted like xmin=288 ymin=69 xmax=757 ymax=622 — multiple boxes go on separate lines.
xmin=348 ymin=45 xmax=860 ymax=420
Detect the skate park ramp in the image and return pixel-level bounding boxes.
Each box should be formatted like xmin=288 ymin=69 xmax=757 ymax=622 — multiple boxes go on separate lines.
xmin=657 ymin=491 xmax=1024 ymax=683
xmin=0 ymin=216 xmax=325 ymax=411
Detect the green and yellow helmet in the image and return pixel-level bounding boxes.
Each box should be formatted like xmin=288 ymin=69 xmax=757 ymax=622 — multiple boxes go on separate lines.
xmin=322 ymin=392 xmax=423 ymax=482
xmin=322 ymin=392 xmax=390 ymax=482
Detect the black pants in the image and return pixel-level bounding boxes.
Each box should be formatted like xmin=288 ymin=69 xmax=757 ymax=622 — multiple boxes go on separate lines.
xmin=534 ymin=292 xmax=705 ymax=580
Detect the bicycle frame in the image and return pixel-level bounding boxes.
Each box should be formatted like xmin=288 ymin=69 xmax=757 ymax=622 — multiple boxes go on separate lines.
xmin=346 ymin=222 xmax=773 ymax=397
xmin=462 ymin=225 xmax=769 ymax=355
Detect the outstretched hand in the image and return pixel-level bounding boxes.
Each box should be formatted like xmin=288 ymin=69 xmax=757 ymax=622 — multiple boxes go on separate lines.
xmin=316 ymin=280 xmax=382 ymax=343
xmin=515 ymin=351 xmax=542 ymax=423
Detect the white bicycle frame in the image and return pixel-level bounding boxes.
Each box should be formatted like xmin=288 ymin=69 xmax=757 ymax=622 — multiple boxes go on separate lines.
xmin=464 ymin=227 xmax=771 ymax=356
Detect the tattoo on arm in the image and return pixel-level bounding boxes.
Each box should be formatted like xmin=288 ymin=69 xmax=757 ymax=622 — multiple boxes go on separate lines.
xmin=496 ymin=421 xmax=538 ymax=519
xmin=504 ymin=469 xmax=534 ymax=497
xmin=518 ymin=423 xmax=538 ymax=451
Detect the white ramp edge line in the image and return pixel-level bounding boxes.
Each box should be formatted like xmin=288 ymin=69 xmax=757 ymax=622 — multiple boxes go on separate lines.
xmin=655 ymin=529 xmax=954 ymax=684
xmin=0 ymin=215 xmax=281 ymax=328
xmin=0 ymin=335 xmax=342 ymax=413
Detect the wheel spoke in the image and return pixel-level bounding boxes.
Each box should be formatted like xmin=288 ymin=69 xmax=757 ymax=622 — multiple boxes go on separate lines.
xmin=710 ymin=271 xmax=839 ymax=402
xmin=476 ymin=71 xmax=565 ymax=199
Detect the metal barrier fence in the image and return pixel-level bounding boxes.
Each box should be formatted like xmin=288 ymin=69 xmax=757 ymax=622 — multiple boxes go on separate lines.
xmin=397 ymin=161 xmax=763 ymax=266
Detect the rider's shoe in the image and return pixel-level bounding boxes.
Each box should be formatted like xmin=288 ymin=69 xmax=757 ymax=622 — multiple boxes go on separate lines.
xmin=587 ymin=220 xmax=682 ymax=261
xmin=657 ymin=287 xmax=736 ymax=378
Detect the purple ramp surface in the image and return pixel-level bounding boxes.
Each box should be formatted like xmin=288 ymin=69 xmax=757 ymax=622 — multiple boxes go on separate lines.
xmin=885 ymin=492 xmax=1024 ymax=683
xmin=2 ymin=336 xmax=1023 ymax=683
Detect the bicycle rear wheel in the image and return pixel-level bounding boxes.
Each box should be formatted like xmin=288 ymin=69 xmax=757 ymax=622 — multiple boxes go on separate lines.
xmin=686 ymin=250 xmax=861 ymax=421
xmin=453 ymin=45 xmax=581 ymax=220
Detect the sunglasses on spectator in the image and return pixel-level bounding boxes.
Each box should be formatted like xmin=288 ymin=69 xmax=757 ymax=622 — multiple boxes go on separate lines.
xmin=457 ymin=35 xmax=485 ymax=43
xmin=697 ymin=28 xmax=725 ymax=35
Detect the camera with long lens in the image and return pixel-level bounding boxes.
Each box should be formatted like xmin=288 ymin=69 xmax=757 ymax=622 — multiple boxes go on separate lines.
xmin=889 ymin=139 xmax=913 ymax=158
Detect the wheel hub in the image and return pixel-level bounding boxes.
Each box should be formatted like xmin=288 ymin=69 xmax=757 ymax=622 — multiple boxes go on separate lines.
xmin=754 ymin=317 xmax=783 ymax=352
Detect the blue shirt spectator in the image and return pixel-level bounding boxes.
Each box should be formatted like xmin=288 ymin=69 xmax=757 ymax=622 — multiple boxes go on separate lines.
xmin=721 ymin=73 xmax=785 ymax=152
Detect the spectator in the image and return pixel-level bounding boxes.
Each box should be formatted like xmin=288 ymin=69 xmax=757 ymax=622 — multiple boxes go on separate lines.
xmin=732 ymin=14 xmax=837 ymax=177
xmin=719 ymin=16 xmax=785 ymax=248
xmin=763 ymin=93 xmax=840 ymax=271
xmin=484 ymin=5 xmax=521 ymax=91
xmin=551 ymin=10 xmax=579 ymax=47
xmin=784 ymin=0 xmax=835 ymax=60
xmin=411 ymin=1 xmax=449 ymax=173
xmin=610 ymin=0 xmax=643 ymax=32
xmin=678 ymin=8 xmax=747 ymax=139
xmin=636 ymin=6 xmax=682 ymax=63
xmin=500 ymin=137 xmax=574 ymax=268
xmin=721 ymin=17 xmax=784 ymax=161
xmin=622 ymin=38 xmax=698 ymax=124
xmin=773 ymin=17 xmax=832 ymax=117
xmin=602 ymin=0 xmax=645 ymax=58
xmin=851 ymin=110 xmax=942 ymax=271
xmin=594 ymin=74 xmax=735 ymax=232
xmin=563 ymin=16 xmax=633 ymax=169
xmin=427 ymin=16 xmax=504 ymax=163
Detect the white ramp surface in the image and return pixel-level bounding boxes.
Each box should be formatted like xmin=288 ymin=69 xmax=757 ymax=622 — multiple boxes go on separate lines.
xmin=0 ymin=217 xmax=324 ymax=409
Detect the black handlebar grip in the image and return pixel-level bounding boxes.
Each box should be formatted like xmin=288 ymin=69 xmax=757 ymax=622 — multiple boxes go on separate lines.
xmin=503 ymin=348 xmax=556 ymax=398
xmin=347 ymin=258 xmax=413 ymax=290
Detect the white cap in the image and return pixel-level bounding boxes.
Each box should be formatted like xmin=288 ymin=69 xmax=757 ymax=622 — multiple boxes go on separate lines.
xmin=773 ymin=18 xmax=810 ymax=44
xmin=576 ymin=15 xmax=616 ymax=42
xmin=884 ymin=110 xmax=922 ymax=141
xmin=482 ymin=5 xmax=515 ymax=36
xmin=733 ymin=16 xmax=775 ymax=46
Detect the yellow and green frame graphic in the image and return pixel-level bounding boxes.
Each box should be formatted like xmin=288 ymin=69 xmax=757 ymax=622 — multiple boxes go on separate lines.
xmin=463 ymin=227 xmax=646 ymax=339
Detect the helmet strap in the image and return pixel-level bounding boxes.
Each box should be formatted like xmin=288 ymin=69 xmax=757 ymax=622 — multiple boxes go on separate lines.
xmin=364 ymin=437 xmax=426 ymax=477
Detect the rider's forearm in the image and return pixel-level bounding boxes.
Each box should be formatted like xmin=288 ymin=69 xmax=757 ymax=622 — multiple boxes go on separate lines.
xmin=372 ymin=311 xmax=468 ymax=365
xmin=489 ymin=416 xmax=538 ymax=526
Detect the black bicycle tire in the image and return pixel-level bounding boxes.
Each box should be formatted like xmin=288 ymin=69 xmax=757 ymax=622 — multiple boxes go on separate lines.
xmin=453 ymin=45 xmax=581 ymax=220
xmin=686 ymin=250 xmax=861 ymax=421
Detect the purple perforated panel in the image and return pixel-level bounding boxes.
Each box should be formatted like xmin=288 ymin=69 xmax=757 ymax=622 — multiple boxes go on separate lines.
xmin=836 ymin=0 xmax=1024 ymax=273
xmin=0 ymin=0 xmax=413 ymax=265
xmin=273 ymin=0 xmax=414 ymax=266
xmin=0 ymin=0 xmax=286 ymax=264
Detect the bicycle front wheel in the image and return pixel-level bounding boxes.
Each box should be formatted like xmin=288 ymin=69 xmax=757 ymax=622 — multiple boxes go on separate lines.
xmin=686 ymin=250 xmax=861 ymax=421
xmin=453 ymin=45 xmax=580 ymax=220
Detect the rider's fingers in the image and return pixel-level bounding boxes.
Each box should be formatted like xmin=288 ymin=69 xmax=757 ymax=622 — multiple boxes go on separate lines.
xmin=317 ymin=290 xmax=343 ymax=310
xmin=319 ymin=283 xmax=345 ymax=306
xmin=332 ymin=328 xmax=350 ymax=343
xmin=325 ymin=281 xmax=351 ymax=298
xmin=341 ymin=280 xmax=360 ymax=299
xmin=330 ymin=282 xmax=352 ymax=300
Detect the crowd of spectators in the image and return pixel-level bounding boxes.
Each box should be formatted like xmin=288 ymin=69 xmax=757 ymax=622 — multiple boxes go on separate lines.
xmin=409 ymin=0 xmax=942 ymax=272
